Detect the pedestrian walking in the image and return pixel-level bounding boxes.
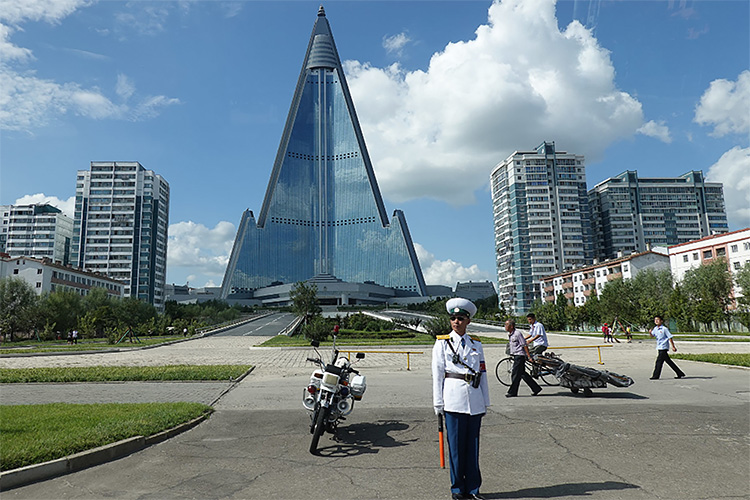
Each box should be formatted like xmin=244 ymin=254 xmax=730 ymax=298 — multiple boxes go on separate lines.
xmin=432 ymin=298 xmax=489 ymax=500
xmin=602 ymin=323 xmax=610 ymax=343
xmin=649 ymin=315 xmax=686 ymax=380
xmin=72 ymin=330 xmax=78 ymax=344
xmin=505 ymin=319 xmax=542 ymax=398
xmin=625 ymin=325 xmax=633 ymax=343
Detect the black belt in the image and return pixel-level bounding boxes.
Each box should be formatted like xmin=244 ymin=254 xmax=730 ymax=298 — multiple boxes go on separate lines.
xmin=445 ymin=372 xmax=474 ymax=382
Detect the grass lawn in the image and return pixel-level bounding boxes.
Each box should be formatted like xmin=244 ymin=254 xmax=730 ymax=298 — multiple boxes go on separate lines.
xmin=671 ymin=353 xmax=750 ymax=367
xmin=0 ymin=402 xmax=212 ymax=471
xmin=0 ymin=336 xmax=186 ymax=355
xmin=261 ymin=333 xmax=505 ymax=347
xmin=0 ymin=364 xmax=252 ymax=383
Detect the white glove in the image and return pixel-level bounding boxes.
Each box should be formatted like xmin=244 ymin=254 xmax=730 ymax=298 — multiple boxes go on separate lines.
xmin=434 ymin=405 xmax=444 ymax=415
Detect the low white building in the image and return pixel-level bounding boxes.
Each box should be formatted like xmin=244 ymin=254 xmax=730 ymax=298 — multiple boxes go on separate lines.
xmin=668 ymin=228 xmax=750 ymax=304
xmin=1 ymin=254 xmax=123 ymax=298
xmin=540 ymin=250 xmax=670 ymax=306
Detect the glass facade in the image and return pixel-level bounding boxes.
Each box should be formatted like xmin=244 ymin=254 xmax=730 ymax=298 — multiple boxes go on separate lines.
xmin=222 ymin=8 xmax=426 ymax=297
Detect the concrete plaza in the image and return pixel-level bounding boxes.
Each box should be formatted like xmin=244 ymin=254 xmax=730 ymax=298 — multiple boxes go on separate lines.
xmin=1 ymin=332 xmax=749 ymax=499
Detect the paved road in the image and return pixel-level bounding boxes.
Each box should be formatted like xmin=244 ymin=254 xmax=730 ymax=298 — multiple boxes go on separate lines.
xmin=213 ymin=313 xmax=298 ymax=337
xmin=2 ymin=333 xmax=749 ymax=499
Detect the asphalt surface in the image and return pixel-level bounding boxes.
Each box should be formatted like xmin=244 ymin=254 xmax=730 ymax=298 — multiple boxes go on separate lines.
xmin=1 ymin=326 xmax=749 ymax=500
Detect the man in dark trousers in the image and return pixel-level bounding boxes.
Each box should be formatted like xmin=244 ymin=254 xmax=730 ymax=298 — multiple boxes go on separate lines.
xmin=505 ymin=319 xmax=542 ymax=397
xmin=649 ymin=315 xmax=686 ymax=380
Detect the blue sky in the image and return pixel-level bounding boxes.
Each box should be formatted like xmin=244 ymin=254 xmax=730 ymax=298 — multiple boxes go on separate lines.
xmin=1 ymin=0 xmax=748 ymax=289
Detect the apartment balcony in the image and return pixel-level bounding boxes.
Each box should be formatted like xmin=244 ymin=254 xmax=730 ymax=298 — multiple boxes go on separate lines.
xmin=582 ymin=277 xmax=595 ymax=285
xmin=607 ymin=272 xmax=623 ymax=281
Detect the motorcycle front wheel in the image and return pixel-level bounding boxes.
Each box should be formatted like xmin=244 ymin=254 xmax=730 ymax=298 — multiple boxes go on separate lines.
xmin=310 ymin=405 xmax=329 ymax=455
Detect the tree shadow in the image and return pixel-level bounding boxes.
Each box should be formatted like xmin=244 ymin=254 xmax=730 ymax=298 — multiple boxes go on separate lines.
xmin=482 ymin=481 xmax=640 ymax=498
xmin=315 ymin=419 xmax=413 ymax=457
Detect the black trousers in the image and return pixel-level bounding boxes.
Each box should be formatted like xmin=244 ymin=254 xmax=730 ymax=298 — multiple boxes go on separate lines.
xmin=507 ymin=355 xmax=541 ymax=396
xmin=652 ymin=349 xmax=685 ymax=379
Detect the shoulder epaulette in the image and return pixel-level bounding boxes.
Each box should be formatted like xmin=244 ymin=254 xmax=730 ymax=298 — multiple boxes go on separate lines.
xmin=470 ymin=335 xmax=482 ymax=342
xmin=436 ymin=334 xmax=451 ymax=340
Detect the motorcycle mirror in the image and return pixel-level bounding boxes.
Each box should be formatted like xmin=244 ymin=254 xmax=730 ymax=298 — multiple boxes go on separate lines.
xmin=311 ymin=340 xmax=320 ymax=347
xmin=356 ymin=352 xmax=365 ymax=359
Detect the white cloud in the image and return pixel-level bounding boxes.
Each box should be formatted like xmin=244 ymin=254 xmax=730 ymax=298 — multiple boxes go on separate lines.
xmin=13 ymin=193 xmax=75 ymax=217
xmin=345 ymin=0 xmax=646 ymax=205
xmin=694 ymin=70 xmax=750 ymax=137
xmin=637 ymin=120 xmax=672 ymax=143
xmin=383 ymin=32 xmax=411 ymax=56
xmin=414 ymin=243 xmax=494 ymax=287
xmin=116 ymin=73 xmax=135 ymax=100
xmin=0 ymin=2 xmax=180 ymax=131
xmin=167 ymin=220 xmax=236 ymax=279
xmin=706 ymin=146 xmax=750 ymax=229
xmin=0 ymin=0 xmax=89 ymax=25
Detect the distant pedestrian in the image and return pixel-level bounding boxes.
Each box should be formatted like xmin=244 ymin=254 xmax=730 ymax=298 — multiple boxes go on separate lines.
xmin=649 ymin=315 xmax=685 ymax=380
xmin=183 ymin=327 xmax=188 ymax=337
xmin=625 ymin=325 xmax=633 ymax=343
xmin=67 ymin=331 xmax=73 ymax=344
xmin=72 ymin=330 xmax=78 ymax=344
xmin=505 ymin=319 xmax=542 ymax=398
xmin=602 ymin=323 xmax=610 ymax=343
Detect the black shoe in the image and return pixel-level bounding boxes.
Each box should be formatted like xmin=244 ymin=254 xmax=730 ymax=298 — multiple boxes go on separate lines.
xmin=469 ymin=494 xmax=486 ymax=500
xmin=505 ymin=393 xmax=517 ymax=398
xmin=675 ymin=374 xmax=685 ymax=379
xmin=649 ymin=377 xmax=659 ymax=380
xmin=532 ymin=388 xmax=542 ymax=396
xmin=451 ymin=493 xmax=469 ymax=500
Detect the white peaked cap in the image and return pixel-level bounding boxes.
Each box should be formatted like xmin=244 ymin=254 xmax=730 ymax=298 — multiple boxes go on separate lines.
xmin=445 ymin=297 xmax=477 ymax=318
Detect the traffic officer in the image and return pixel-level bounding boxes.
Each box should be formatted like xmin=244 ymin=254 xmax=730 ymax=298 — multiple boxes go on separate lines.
xmin=432 ymin=298 xmax=490 ymax=500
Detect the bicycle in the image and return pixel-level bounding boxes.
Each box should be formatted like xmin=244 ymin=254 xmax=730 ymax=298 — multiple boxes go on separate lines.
xmin=495 ymin=352 xmax=561 ymax=387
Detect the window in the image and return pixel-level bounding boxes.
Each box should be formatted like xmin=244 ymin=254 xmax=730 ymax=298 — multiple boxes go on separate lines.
xmin=716 ymin=247 xmax=726 ymax=257
xmin=731 ymin=244 xmax=738 ymax=252
xmin=36 ymin=282 xmax=41 ymax=288
xmin=693 ymin=252 xmax=699 ymax=260
xmin=703 ymin=250 xmax=712 ymax=259
xmin=37 ymin=269 xmax=42 ymax=274
xmin=683 ymin=255 xmax=689 ymax=263
xmin=733 ymin=261 xmax=741 ymax=270
xmin=13 ymin=269 xmax=18 ymax=274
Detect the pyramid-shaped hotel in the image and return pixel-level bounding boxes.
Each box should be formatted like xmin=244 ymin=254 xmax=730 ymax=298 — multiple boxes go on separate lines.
xmin=221 ymin=7 xmax=428 ymax=305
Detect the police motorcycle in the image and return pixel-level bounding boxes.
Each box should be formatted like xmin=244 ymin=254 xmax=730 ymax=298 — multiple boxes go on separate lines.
xmin=303 ymin=327 xmax=366 ymax=455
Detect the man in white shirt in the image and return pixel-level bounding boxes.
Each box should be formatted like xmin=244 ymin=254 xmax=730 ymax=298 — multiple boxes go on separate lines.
xmin=525 ymin=313 xmax=548 ymax=355
xmin=649 ymin=315 xmax=685 ymax=380
xmin=432 ymin=298 xmax=490 ymax=500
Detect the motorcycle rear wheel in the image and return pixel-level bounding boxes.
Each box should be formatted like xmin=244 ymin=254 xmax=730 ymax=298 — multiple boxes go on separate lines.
xmin=310 ymin=406 xmax=329 ymax=455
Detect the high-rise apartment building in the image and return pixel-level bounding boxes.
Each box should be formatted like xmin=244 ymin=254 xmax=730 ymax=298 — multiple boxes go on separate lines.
xmin=72 ymin=161 xmax=169 ymax=309
xmin=490 ymin=142 xmax=593 ymax=313
xmin=1 ymin=204 xmax=73 ymax=265
xmin=589 ymin=171 xmax=728 ymax=261
xmin=221 ymin=7 xmax=427 ymax=299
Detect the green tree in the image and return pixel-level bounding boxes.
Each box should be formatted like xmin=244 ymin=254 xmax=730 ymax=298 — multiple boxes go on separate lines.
xmin=0 ymin=277 xmax=39 ymax=341
xmin=302 ymin=315 xmax=332 ymax=342
xmin=733 ymin=262 xmax=750 ymax=330
xmin=667 ymin=284 xmax=693 ymax=332
xmin=290 ymin=281 xmax=321 ymax=324
xmin=39 ymin=289 xmax=83 ymax=338
xmin=631 ymin=269 xmax=673 ymax=329
xmin=582 ymin=291 xmax=601 ymax=330
xmin=599 ymin=278 xmax=636 ymax=326
xmin=682 ymin=258 xmax=733 ymax=331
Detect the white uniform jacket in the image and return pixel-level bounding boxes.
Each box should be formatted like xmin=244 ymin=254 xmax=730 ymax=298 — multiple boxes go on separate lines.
xmin=432 ymin=331 xmax=490 ymax=415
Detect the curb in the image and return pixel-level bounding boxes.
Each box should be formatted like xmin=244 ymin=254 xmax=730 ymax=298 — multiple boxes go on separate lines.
xmin=0 ymin=412 xmax=210 ymax=491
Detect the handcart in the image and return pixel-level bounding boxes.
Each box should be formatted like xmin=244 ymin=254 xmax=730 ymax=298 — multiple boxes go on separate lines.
xmin=535 ymin=352 xmax=634 ymax=397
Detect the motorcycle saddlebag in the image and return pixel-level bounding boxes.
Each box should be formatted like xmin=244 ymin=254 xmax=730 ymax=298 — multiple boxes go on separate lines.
xmin=350 ymin=375 xmax=366 ymax=400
